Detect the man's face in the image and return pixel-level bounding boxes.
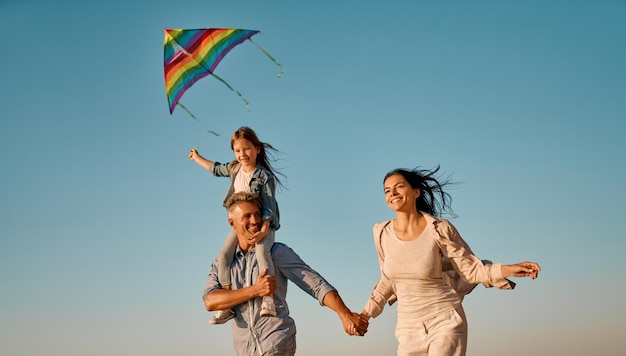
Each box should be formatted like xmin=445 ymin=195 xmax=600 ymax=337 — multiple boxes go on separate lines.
xmin=228 ymin=201 xmax=262 ymax=252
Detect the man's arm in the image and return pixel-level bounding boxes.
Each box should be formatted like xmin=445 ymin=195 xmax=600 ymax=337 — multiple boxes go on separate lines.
xmin=204 ymin=269 xmax=275 ymax=311
xmin=272 ymin=244 xmax=368 ymax=336
xmin=322 ymin=290 xmax=368 ymax=336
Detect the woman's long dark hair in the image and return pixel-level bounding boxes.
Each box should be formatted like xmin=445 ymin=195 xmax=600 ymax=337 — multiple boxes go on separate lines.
xmin=384 ymin=165 xmax=455 ymax=217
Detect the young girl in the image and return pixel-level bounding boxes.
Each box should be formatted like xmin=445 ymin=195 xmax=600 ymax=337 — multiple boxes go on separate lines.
xmin=189 ymin=126 xmax=285 ymax=324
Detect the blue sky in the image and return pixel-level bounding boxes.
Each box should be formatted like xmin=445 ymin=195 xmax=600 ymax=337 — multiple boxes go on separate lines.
xmin=1 ymin=0 xmax=625 ymax=355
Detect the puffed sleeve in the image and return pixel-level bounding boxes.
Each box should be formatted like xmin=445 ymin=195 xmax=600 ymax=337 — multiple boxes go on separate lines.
xmin=363 ymin=221 xmax=397 ymax=318
xmin=433 ymin=219 xmax=515 ymax=290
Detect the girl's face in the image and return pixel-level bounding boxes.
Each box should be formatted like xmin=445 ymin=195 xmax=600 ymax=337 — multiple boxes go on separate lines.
xmin=233 ymin=138 xmax=260 ymax=171
xmin=383 ymin=174 xmax=420 ymax=212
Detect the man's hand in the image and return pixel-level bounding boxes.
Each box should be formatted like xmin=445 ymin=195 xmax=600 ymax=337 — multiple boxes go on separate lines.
xmin=322 ymin=290 xmax=369 ymax=337
xmin=342 ymin=312 xmax=369 ymax=337
xmin=254 ymin=269 xmax=276 ymax=297
xmin=204 ymin=269 xmax=276 ymax=311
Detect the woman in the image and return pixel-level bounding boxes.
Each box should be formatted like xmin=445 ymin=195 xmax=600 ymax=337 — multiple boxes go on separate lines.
xmin=360 ymin=166 xmax=540 ymax=356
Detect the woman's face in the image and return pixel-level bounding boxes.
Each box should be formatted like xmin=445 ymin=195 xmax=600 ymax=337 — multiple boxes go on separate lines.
xmin=232 ymin=138 xmax=260 ymax=171
xmin=383 ymin=174 xmax=420 ymax=212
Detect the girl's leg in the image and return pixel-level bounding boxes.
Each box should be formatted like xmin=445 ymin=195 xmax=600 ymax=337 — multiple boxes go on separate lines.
xmin=256 ymin=229 xmax=276 ymax=317
xmin=210 ymin=230 xmax=238 ymax=325
xmin=256 ymin=229 xmax=275 ymax=276
xmin=217 ymin=229 xmax=239 ymax=287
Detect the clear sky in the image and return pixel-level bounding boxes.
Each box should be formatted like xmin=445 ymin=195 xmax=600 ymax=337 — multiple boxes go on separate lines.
xmin=1 ymin=0 xmax=625 ymax=355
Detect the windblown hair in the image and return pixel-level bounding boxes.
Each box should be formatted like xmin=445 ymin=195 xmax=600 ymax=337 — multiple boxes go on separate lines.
xmin=225 ymin=191 xmax=262 ymax=212
xmin=230 ymin=126 xmax=287 ymax=190
xmin=384 ymin=165 xmax=456 ymax=218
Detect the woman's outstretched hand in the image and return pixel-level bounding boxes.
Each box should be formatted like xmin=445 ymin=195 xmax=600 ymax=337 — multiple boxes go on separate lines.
xmin=502 ymin=262 xmax=541 ymax=279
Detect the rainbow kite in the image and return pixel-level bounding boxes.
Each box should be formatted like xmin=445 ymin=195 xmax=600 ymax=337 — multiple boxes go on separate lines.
xmin=163 ymin=28 xmax=284 ymax=134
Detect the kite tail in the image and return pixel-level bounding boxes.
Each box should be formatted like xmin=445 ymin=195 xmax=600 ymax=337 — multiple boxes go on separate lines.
xmin=211 ymin=73 xmax=251 ymax=111
xmin=248 ymin=38 xmax=285 ymax=78
xmin=176 ymin=102 xmax=220 ymax=136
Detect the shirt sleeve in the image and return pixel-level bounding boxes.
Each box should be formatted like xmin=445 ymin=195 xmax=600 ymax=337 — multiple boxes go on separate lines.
xmin=256 ymin=172 xmax=279 ymax=226
xmin=363 ymin=276 xmax=395 ymax=318
xmin=210 ymin=161 xmax=232 ymax=177
xmin=272 ymin=244 xmax=336 ymax=306
xmin=201 ymin=257 xmax=221 ymax=300
xmin=362 ymin=222 xmax=396 ymax=318
xmin=433 ymin=219 xmax=515 ymax=290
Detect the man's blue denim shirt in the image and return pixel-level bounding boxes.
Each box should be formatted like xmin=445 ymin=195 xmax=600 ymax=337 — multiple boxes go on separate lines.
xmin=203 ymin=243 xmax=336 ymax=355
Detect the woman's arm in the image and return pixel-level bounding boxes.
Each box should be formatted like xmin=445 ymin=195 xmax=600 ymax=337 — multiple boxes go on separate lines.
xmin=501 ymin=262 xmax=541 ymax=279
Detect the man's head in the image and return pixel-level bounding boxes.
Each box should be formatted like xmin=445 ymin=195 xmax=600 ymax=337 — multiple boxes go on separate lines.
xmin=225 ymin=192 xmax=263 ymax=252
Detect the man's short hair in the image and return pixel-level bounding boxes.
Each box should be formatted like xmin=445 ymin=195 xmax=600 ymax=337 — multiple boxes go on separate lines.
xmin=225 ymin=191 xmax=262 ymax=212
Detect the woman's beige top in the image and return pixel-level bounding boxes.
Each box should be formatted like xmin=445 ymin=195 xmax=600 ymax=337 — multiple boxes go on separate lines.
xmin=363 ymin=213 xmax=513 ymax=323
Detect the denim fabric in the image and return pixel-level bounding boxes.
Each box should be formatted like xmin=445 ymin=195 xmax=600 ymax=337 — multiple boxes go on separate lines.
xmin=218 ymin=228 xmax=276 ymax=285
xmin=262 ymin=333 xmax=296 ymax=356
xmin=210 ymin=161 xmax=280 ymax=230
xmin=203 ymin=243 xmax=335 ymax=356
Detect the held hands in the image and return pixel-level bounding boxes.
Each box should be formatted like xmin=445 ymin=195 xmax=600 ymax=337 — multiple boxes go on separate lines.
xmin=341 ymin=311 xmax=369 ymax=337
xmin=502 ymin=261 xmax=541 ymax=279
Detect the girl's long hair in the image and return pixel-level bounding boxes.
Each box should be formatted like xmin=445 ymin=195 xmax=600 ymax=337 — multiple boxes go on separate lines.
xmin=230 ymin=126 xmax=287 ymax=190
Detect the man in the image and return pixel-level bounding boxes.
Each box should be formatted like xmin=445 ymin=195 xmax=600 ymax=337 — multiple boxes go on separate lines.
xmin=203 ymin=191 xmax=367 ymax=355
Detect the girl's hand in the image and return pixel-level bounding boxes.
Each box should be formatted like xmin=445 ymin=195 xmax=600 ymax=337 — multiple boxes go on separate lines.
xmin=251 ymin=230 xmax=268 ymax=244
xmin=189 ymin=148 xmax=199 ymax=161
xmin=251 ymin=220 xmax=270 ymax=244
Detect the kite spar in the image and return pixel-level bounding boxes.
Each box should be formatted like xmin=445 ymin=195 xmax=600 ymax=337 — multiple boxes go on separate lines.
xmin=163 ymin=28 xmax=284 ymax=135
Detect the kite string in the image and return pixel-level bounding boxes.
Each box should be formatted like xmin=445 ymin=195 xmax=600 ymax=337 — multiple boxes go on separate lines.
xmin=248 ymin=38 xmax=285 ymax=78
xmin=209 ymin=39 xmax=284 ymax=110
xmin=176 ymin=102 xmax=220 ymax=136
xmin=211 ymin=73 xmax=251 ymax=111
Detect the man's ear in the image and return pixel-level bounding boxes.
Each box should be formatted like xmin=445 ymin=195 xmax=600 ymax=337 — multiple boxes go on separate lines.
xmin=228 ymin=217 xmax=234 ymax=228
